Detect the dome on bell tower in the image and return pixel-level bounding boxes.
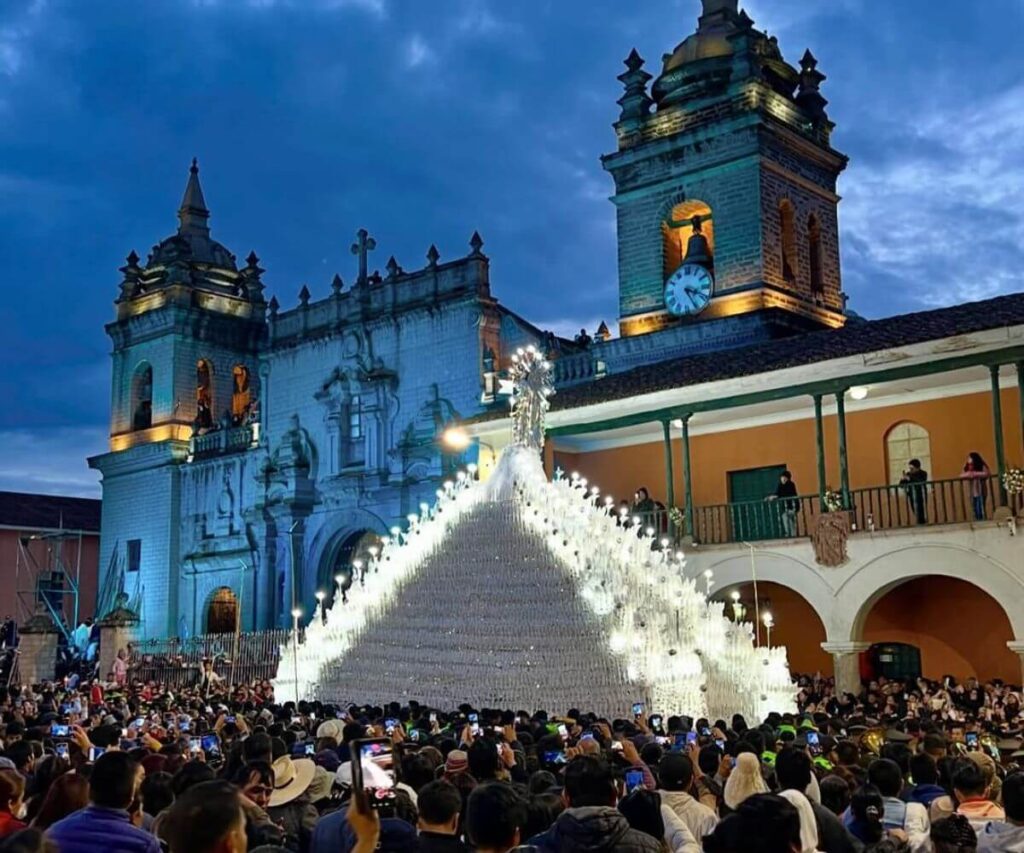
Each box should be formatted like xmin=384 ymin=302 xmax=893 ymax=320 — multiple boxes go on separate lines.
xmin=652 ymin=0 xmax=797 ymax=109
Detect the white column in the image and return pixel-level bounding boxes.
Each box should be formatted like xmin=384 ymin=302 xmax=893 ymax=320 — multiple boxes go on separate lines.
xmin=821 ymin=641 xmax=870 ymax=696
xmin=1007 ymin=641 xmax=1024 ymax=685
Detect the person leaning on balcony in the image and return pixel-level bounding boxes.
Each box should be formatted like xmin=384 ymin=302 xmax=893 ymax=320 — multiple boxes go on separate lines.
xmin=767 ymin=471 xmax=799 ymax=538
xmin=961 ymin=452 xmax=992 ymax=521
xmin=899 ymin=460 xmax=929 ymax=525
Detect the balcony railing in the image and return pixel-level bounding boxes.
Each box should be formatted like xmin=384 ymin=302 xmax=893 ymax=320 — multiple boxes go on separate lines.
xmin=849 ymin=474 xmax=1001 ymax=532
xmin=188 ymin=423 xmax=259 ymax=461
xmin=641 ymin=475 xmax=1006 ymax=547
xmin=691 ymin=495 xmax=822 ymax=545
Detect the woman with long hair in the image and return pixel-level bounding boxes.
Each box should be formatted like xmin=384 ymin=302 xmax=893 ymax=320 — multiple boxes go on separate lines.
xmin=28 ymin=773 xmax=88 ymax=832
xmin=961 ymin=452 xmax=991 ymax=521
xmin=22 ymin=756 xmax=70 ymax=824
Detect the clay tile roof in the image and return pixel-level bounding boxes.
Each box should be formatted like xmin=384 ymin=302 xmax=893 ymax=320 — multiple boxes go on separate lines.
xmin=549 ymin=293 xmax=1024 ymax=412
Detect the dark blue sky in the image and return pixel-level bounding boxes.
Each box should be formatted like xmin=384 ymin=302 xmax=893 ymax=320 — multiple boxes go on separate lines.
xmin=1 ymin=0 xmax=1022 ymax=496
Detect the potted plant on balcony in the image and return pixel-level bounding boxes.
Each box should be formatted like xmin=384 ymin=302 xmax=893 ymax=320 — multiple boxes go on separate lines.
xmin=1003 ymin=467 xmax=1024 ymax=519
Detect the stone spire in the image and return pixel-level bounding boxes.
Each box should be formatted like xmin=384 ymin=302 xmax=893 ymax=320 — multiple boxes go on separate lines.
xmin=617 ymin=49 xmax=653 ymax=126
xmin=177 ymin=158 xmax=210 ymax=239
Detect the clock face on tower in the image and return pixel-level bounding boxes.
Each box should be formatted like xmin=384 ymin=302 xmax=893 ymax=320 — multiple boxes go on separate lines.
xmin=664 ymin=263 xmax=713 ymax=316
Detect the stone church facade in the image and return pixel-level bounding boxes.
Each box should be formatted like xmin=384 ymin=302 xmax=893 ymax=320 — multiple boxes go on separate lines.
xmin=90 ymin=0 xmax=851 ymax=638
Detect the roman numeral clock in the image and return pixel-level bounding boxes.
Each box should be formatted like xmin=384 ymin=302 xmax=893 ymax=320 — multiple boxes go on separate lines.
xmin=664 ymin=262 xmax=713 ymax=317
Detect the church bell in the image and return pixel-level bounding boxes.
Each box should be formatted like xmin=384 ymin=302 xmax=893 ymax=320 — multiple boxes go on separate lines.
xmin=682 ymin=215 xmax=714 ymax=272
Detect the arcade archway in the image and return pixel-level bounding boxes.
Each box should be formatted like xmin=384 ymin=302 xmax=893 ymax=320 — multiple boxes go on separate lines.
xmin=206 ymin=587 xmax=239 ymax=635
xmin=318 ymin=529 xmax=382 ymax=609
xmin=716 ymin=581 xmax=829 ymax=676
xmin=859 ymin=576 xmax=1015 ymax=683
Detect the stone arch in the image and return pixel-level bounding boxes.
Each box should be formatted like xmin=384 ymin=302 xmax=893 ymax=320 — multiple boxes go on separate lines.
xmin=660 ymin=197 xmax=715 ymax=281
xmin=713 ymin=579 xmax=831 ymax=675
xmin=196 ymin=358 xmax=215 ymax=430
xmin=807 ymin=214 xmax=823 ymax=295
xmin=836 ymin=545 xmax=1024 ymax=643
xmin=306 ymin=509 xmax=388 ymax=609
xmin=705 ymin=550 xmax=837 ymax=639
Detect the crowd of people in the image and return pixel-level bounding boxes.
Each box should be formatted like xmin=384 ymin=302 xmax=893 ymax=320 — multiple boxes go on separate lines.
xmin=1 ymin=666 xmax=1024 ymax=852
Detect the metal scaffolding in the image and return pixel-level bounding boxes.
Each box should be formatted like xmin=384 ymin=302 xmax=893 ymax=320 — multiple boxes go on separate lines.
xmin=14 ymin=526 xmax=84 ymax=642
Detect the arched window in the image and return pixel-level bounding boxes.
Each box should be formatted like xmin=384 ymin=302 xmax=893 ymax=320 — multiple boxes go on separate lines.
xmin=662 ymin=199 xmax=714 ymax=281
xmin=886 ymin=422 xmax=932 ymax=485
xmin=131 ymin=363 xmax=153 ymax=431
xmin=808 ymin=214 xmax=824 ymax=295
xmin=779 ymin=199 xmax=798 ymax=283
xmin=232 ymin=364 xmax=251 ymax=424
xmin=196 ymin=359 xmax=214 ymax=430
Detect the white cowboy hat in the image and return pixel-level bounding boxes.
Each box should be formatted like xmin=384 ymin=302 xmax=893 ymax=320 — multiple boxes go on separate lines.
xmin=268 ymin=756 xmax=316 ymax=808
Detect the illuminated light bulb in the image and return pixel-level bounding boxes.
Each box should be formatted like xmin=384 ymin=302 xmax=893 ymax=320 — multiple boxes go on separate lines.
xmin=762 ymin=612 xmax=774 ymax=626
xmin=467 ymin=463 xmax=478 ymax=474
xmin=442 ymin=427 xmax=471 ymax=450
xmin=315 ymin=591 xmax=326 ymax=602
xmin=609 ymin=633 xmax=627 ymax=653
xmin=444 ymin=481 xmax=454 ymax=490
xmin=420 ymin=502 xmax=429 ymax=513
xmin=645 ymin=526 xmax=654 ymax=537
xmin=703 ymin=570 xmax=713 ymax=579
xmin=457 ymin=472 xmax=467 ymax=482
xmin=368 ymin=546 xmax=379 ymax=557
xmin=571 ymin=472 xmax=580 ymax=481
xmin=580 ymin=478 xmax=588 ymax=488
xmin=632 ymin=516 xmax=641 ymax=527
xmin=604 ymin=497 xmax=613 ymax=506
xmin=619 ymin=508 xmax=628 ymax=517
xmin=291 ymin=608 xmax=302 ymax=619
xmin=849 ymin=386 xmax=869 ymax=401
xmin=660 ymin=537 xmax=669 ymax=548
xmin=390 ymin=526 xmax=401 ymax=537
xmin=407 ymin=514 xmax=418 ymax=524
xmin=334 ymin=574 xmax=345 ymax=585
xmin=436 ymin=489 xmax=444 ymax=498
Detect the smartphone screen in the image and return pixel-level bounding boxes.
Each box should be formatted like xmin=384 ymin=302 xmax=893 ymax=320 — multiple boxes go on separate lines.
xmin=178 ymin=720 xmax=191 ymax=732
xmin=352 ymin=738 xmax=398 ymax=812
xmin=305 ymin=742 xmax=316 ymax=756
xmin=429 ymin=712 xmax=437 ymax=723
xmin=632 ymin=702 xmax=644 ymax=716
xmin=966 ymin=732 xmax=979 ymax=747
xmin=54 ymin=742 xmax=69 ymax=759
xmin=806 ymin=731 xmax=820 ymax=747
xmin=686 ymin=731 xmax=698 ymax=745
xmin=88 ymin=746 xmax=105 ymax=762
xmin=51 ymin=723 xmax=70 ymax=738
xmin=715 ymin=738 xmax=726 ymax=751
xmin=543 ymin=750 xmax=568 ymax=765
xmin=189 ymin=737 xmax=203 ymax=754
xmin=557 ymin=724 xmax=568 ymax=738
xmin=470 ymin=723 xmax=481 ymax=736
xmin=384 ymin=718 xmax=399 ymax=734
xmin=649 ymin=715 xmax=662 ymax=730
xmin=625 ymin=767 xmax=646 ymax=794
xmin=202 ymin=734 xmax=221 ymax=755
xmin=468 ymin=713 xmax=478 ymax=723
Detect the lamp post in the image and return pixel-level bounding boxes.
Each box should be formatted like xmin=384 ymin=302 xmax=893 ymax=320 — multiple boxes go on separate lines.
xmin=291 ymin=607 xmax=302 ymax=699
xmin=315 ymin=590 xmax=326 ymax=625
xmin=763 ymin=612 xmax=774 ymax=648
xmin=730 ymin=590 xmax=746 ymax=623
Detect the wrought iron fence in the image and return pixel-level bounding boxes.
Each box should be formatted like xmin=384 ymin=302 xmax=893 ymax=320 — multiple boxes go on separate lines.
xmin=127 ymin=630 xmax=290 ymax=688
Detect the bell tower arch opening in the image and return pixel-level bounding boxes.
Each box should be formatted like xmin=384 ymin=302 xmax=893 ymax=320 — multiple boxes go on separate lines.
xmin=131 ymin=362 xmax=153 ymax=431
xmin=662 ymin=200 xmax=715 ymax=281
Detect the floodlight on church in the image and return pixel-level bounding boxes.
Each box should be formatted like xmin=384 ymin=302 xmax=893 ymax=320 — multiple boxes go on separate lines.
xmin=443 ymin=427 xmax=471 ymax=450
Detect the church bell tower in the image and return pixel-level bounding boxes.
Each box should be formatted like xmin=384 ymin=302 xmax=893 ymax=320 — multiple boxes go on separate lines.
xmin=604 ymin=0 xmax=849 ymax=337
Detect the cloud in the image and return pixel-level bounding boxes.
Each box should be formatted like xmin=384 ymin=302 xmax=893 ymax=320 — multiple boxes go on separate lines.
xmin=840 ymin=82 xmax=1024 ymax=312
xmin=0 ymin=427 xmax=106 ymax=497
xmin=189 ymin=0 xmax=386 ymax=14
xmin=0 ymin=0 xmax=47 ymax=77
xmin=404 ymin=33 xmax=436 ymax=69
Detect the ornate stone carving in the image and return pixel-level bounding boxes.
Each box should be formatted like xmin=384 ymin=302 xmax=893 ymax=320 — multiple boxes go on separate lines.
xmin=811 ymin=511 xmax=850 ymax=567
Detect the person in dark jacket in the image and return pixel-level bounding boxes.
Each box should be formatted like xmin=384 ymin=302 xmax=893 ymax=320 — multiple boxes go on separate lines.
xmin=527 ymin=756 xmax=662 ymax=853
xmin=775 ymin=747 xmax=863 ymax=853
xmin=417 ymin=780 xmax=470 ymax=852
xmin=903 ymin=754 xmax=946 ymax=809
xmin=46 ymin=752 xmax=160 ymax=853
xmin=158 ymin=780 xmax=247 ymax=853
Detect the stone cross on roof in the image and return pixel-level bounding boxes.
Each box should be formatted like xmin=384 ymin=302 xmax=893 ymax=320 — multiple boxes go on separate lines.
xmin=350 ymin=228 xmax=377 ymax=285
